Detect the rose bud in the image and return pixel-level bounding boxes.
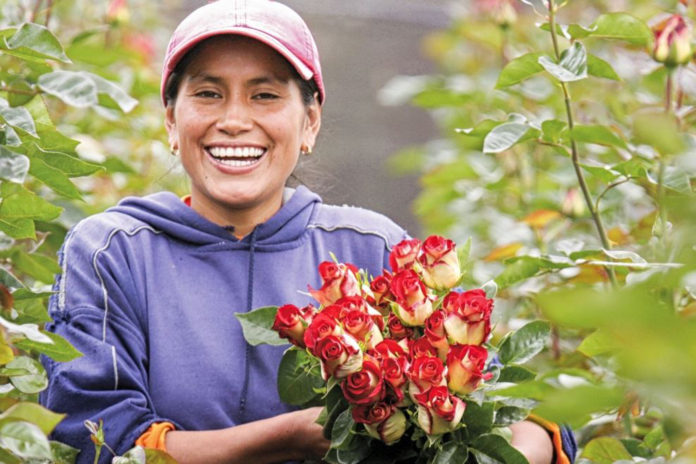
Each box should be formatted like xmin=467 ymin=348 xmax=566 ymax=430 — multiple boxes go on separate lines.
xmin=414 ymin=386 xmax=465 ymax=435
xmin=652 ymin=14 xmax=693 ymax=67
xmin=337 ymin=295 xmax=385 ymax=331
xmin=309 ymin=261 xmax=361 ymax=306
xmin=390 ymin=270 xmax=434 ymax=327
xmin=341 ymin=309 xmax=383 ymax=350
xmin=342 ymin=355 xmax=385 ymax=405
xmin=424 ymin=310 xmax=449 ymax=360
xmin=389 ymin=239 xmax=422 ymax=271
xmin=408 ymin=355 xmax=446 ymax=401
xmin=303 ymin=312 xmax=342 ymax=353
xmin=381 ymin=356 xmax=409 ymax=390
xmin=442 ymin=289 xmax=492 ymax=346
xmin=387 ymin=313 xmax=413 ymax=340
xmin=446 ymin=344 xmax=491 ymax=395
xmin=315 ymin=333 xmax=363 ymax=380
xmin=352 ymin=402 xmax=407 ymax=445
xmin=409 ymin=336 xmax=438 ymax=359
xmin=272 ymin=304 xmax=316 ymax=347
xmin=369 ymin=273 xmax=394 ymax=313
xmin=418 ymin=235 xmax=461 ymax=291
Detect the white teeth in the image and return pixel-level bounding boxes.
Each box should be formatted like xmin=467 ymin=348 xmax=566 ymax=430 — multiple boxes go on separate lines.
xmin=217 ymin=158 xmax=258 ymax=167
xmin=208 ymin=146 xmax=265 ymax=158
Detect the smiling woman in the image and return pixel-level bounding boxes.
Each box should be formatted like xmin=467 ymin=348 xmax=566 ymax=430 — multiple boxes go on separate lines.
xmin=38 ymin=1 xmax=565 ymax=464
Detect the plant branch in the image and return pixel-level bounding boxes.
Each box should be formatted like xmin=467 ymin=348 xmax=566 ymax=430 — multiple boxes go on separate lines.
xmin=548 ymin=0 xmax=616 ymax=286
xmin=595 ymin=177 xmax=634 ymax=213
xmin=31 ymin=0 xmax=43 ymax=23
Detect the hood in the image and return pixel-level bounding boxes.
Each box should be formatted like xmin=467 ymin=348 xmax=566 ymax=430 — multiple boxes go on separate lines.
xmin=107 ymin=186 xmax=322 ymax=247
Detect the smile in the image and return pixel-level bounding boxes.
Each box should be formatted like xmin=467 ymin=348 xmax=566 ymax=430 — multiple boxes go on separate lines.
xmin=207 ymin=146 xmax=266 ymax=168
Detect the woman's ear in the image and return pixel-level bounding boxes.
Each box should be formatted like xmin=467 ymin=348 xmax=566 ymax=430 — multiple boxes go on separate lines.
xmin=165 ymin=105 xmax=179 ymax=152
xmin=302 ymin=97 xmax=322 ymax=151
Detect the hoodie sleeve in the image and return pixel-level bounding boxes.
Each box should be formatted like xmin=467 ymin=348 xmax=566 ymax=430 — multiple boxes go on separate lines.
xmin=40 ymin=217 xmax=178 ymax=464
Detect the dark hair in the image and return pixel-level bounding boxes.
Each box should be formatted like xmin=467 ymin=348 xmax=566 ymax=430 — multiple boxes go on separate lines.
xmin=163 ymin=38 xmax=319 ymax=108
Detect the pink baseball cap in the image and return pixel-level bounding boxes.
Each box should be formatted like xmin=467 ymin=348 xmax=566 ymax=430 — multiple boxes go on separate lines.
xmin=161 ymin=0 xmax=324 ymax=105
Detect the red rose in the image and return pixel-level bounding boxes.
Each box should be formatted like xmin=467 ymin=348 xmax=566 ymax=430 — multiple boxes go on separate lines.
xmin=414 ymin=385 xmax=465 ymax=435
xmin=390 ymin=270 xmax=434 ymax=326
xmin=372 ymin=339 xmax=407 ymax=361
xmin=409 ymin=337 xmax=438 ymax=359
xmin=387 ymin=313 xmax=414 ymax=340
xmin=342 ymin=355 xmax=385 ymax=405
xmin=337 ymin=295 xmax=385 ymax=332
xmin=652 ymin=14 xmax=693 ymax=67
xmin=408 ymin=355 xmax=446 ymax=393
xmin=382 ymin=356 xmax=409 ymax=390
xmin=309 ymin=261 xmax=360 ymax=306
xmin=352 ymin=402 xmax=407 ymax=445
xmin=424 ymin=310 xmax=449 ymax=360
xmin=389 ymin=239 xmax=421 ymax=271
xmin=340 ymin=309 xmax=383 ymax=350
xmin=442 ymin=289 xmax=492 ymax=346
xmin=369 ymin=273 xmax=394 ymax=312
xmin=303 ymin=312 xmax=341 ymax=353
xmin=446 ymin=344 xmax=490 ymax=395
xmin=272 ymin=304 xmax=315 ymax=347
xmin=418 ymin=235 xmax=461 ymax=291
xmin=315 ymin=333 xmax=363 ymax=380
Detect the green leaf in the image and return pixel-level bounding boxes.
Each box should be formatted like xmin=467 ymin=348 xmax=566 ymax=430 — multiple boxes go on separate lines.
xmin=1 ymin=23 xmax=70 ymax=63
xmin=277 ymin=348 xmax=323 ymax=405
xmin=112 ymin=446 xmax=146 ymax=464
xmin=538 ymin=42 xmax=588 ymax=82
xmin=6 ymin=78 xmax=36 ymax=107
xmin=433 ymin=440 xmax=468 ymax=464
xmin=89 ymin=73 xmax=138 ymax=113
xmin=38 ymin=71 xmax=98 ymax=108
xmin=0 ymin=420 xmax=52 ymax=459
xmin=577 ymin=329 xmax=621 ymax=357
xmin=0 ymin=218 xmax=35 ymax=239
xmin=662 ymin=166 xmax=692 ymax=193
xmin=633 ymin=112 xmax=685 ymax=156
xmin=50 ymin=440 xmax=79 ymax=464
xmin=587 ymin=54 xmax=621 ymax=81
xmin=494 ymin=406 xmax=530 ymax=426
xmin=581 ymin=437 xmax=632 ymax=463
xmin=0 ymin=402 xmax=64 ymax=435
xmin=496 ymin=53 xmax=544 ymax=88
xmin=541 ymin=119 xmax=566 ymax=143
xmin=15 ymin=331 xmax=82 ymax=362
xmin=0 ymin=315 xmax=52 ymax=343
xmin=331 ymin=409 xmax=355 ymax=450
xmin=0 ymin=98 xmax=37 ymax=138
xmin=11 ymin=249 xmax=61 ymax=283
xmin=0 ymin=266 xmax=23 ymax=290
xmin=534 ymin=385 xmax=625 ymax=427
xmin=462 ymin=401 xmax=494 ymax=436
xmin=570 ymin=124 xmax=627 ymax=149
xmin=498 ymin=366 xmax=536 ymax=383
xmin=0 ymin=183 xmax=62 ymax=222
xmin=483 ymin=123 xmax=539 ymax=154
xmin=144 ymin=448 xmax=179 ymax=464
xmin=28 ymin=144 xmax=102 ymax=177
xmin=497 ymin=320 xmax=550 ymax=365
xmin=0 ymin=146 xmax=30 ymax=183
xmin=494 ymin=256 xmax=572 ymax=289
xmin=469 ymin=434 xmax=528 ymax=464
xmin=28 ymin=156 xmax=82 ymax=199
xmin=0 ymin=448 xmax=21 ymax=464
xmin=590 ymin=13 xmax=652 ymax=46
xmin=6 ymin=356 xmax=47 ymax=394
xmin=235 ymin=305 xmax=285 ymax=346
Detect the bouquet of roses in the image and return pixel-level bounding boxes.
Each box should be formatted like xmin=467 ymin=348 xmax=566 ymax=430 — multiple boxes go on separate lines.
xmin=238 ymin=236 xmax=551 ymax=464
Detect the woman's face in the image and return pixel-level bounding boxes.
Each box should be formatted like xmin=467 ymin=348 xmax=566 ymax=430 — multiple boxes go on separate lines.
xmin=166 ymin=36 xmax=321 ymax=227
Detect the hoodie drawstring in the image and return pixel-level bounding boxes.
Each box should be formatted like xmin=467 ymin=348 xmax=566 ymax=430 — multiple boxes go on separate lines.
xmin=238 ymin=227 xmax=257 ymax=422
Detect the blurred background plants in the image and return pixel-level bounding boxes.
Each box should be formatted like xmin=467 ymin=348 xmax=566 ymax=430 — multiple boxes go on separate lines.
xmin=383 ymin=0 xmax=696 ymax=461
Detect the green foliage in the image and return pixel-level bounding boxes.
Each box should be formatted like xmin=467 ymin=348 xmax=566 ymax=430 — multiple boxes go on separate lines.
xmin=235 ymin=305 xmax=286 ymax=346
xmin=386 ymin=0 xmax=696 ymax=461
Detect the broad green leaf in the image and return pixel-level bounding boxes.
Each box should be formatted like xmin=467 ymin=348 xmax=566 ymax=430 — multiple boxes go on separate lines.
xmin=579 ymin=164 xmax=620 ymax=183
xmin=0 ymin=146 xmax=30 ymax=183
xmin=331 ymin=409 xmax=355 ymax=450
xmin=612 ymin=158 xmax=650 ymax=179
xmin=1 ymin=23 xmax=70 ymax=63
xmin=28 ymin=156 xmax=83 ymax=199
xmin=0 ymin=402 xmax=64 ymax=435
xmin=277 ymin=348 xmax=323 ymax=405
xmin=496 ymin=53 xmax=544 ymax=88
xmin=577 ymin=329 xmax=620 ymax=357
xmin=494 ymin=406 xmax=530 ymax=426
xmin=492 ymin=380 xmax=555 ymax=400
xmin=469 ymin=433 xmax=528 ymax=464
xmin=50 ymin=440 xmax=80 ymax=464
xmin=567 ymin=24 xmax=596 ymax=39
xmin=538 ymin=42 xmax=588 ymax=82
xmin=38 ymin=71 xmax=98 ymax=108
xmin=235 ymin=305 xmax=285 ymax=346
xmin=0 ymin=98 xmax=37 ymax=137
xmin=0 ymin=265 xmax=23 ymax=289
xmin=662 ymin=166 xmax=691 ymax=193
xmin=580 ymin=437 xmax=632 ymax=463
xmin=0 ymin=182 xmax=63 ymax=221
xmin=541 ymin=119 xmax=566 ymax=143
xmin=534 ymin=385 xmax=625 ymax=427
xmin=6 ymin=356 xmax=47 ymax=394
xmin=462 ymin=401 xmax=494 ymax=436
xmin=11 ymin=249 xmax=61 ymax=283
xmin=0 ymin=315 xmax=53 ymax=343
xmin=89 ymin=73 xmax=138 ymax=113
xmin=144 ymin=448 xmax=179 ymax=464
xmin=494 ymin=256 xmax=573 ymax=289
xmin=0 ymin=447 xmax=21 ymax=464
xmin=570 ymin=125 xmax=627 ymax=149
xmin=28 ymin=144 xmax=102 ymax=177
xmin=498 ymin=366 xmax=536 ymax=383
xmin=483 ymin=123 xmax=538 ymax=153
xmin=7 ymin=79 xmax=36 ymax=108
xmin=0 ymin=218 xmax=35 ymax=239
xmin=590 ymin=13 xmax=652 ymax=46
xmin=15 ymin=331 xmax=82 ymax=362
xmin=497 ymin=320 xmax=550 ymax=365
xmin=587 ymin=54 xmax=621 ymax=81
xmin=433 ymin=440 xmax=468 ymax=464
xmin=0 ymin=337 xmax=14 ymax=364
xmin=0 ymin=420 xmax=52 ymax=459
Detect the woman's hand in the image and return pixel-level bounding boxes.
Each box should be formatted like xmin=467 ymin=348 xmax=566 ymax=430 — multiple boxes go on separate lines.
xmin=286 ymin=407 xmax=330 ymax=461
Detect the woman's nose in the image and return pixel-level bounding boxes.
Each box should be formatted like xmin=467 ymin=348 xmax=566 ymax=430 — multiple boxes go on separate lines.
xmin=216 ymin=98 xmax=254 ymax=134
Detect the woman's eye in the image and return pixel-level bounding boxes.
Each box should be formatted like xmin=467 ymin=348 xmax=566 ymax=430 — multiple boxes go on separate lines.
xmin=253 ymin=92 xmax=279 ymax=100
xmin=195 ymin=90 xmax=220 ymax=98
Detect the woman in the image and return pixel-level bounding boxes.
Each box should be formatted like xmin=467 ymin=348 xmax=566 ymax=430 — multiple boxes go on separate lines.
xmin=41 ymin=1 xmax=572 ymax=463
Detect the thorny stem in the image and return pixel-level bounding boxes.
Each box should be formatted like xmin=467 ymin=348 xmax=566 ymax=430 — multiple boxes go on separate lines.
xmin=656 ymin=69 xmax=674 ymax=258
xmin=665 ymin=70 xmax=673 ymax=113
xmin=548 ymin=0 xmax=617 ymax=286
